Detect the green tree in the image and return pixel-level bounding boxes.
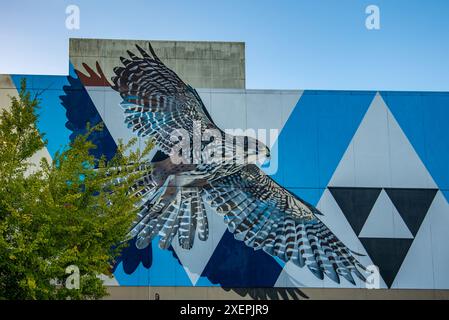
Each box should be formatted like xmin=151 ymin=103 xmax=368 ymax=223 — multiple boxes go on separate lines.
xmin=0 ymin=79 xmax=152 ymax=299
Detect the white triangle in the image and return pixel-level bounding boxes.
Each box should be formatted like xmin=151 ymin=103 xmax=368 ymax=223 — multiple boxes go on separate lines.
xmin=171 ymin=200 xmax=228 ymax=286
xmin=359 ymin=190 xmax=413 ymax=239
xmin=329 ymin=92 xmax=437 ymax=189
xmin=392 ymin=191 xmax=449 ymax=289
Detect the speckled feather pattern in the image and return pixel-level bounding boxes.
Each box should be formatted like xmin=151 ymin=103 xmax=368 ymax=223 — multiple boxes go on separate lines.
xmin=111 ymin=43 xmax=368 ymax=284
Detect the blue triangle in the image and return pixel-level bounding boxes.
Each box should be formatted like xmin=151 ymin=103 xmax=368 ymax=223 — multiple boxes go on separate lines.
xmin=11 ymin=73 xmax=73 ymax=156
xmin=270 ymin=90 xmax=376 ymax=205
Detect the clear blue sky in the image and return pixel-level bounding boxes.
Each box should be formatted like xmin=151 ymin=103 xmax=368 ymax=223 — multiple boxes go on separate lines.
xmin=1 ymin=0 xmax=449 ymax=91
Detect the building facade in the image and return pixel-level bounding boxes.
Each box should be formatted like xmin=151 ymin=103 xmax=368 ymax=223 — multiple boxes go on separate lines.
xmin=1 ymin=38 xmax=449 ymax=299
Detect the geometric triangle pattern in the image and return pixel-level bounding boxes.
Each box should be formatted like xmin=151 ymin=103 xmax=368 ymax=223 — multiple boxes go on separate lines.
xmin=385 ymin=188 xmax=438 ymax=237
xmin=328 ymin=187 xmax=381 ymax=235
xmin=330 ymin=188 xmax=438 ymax=288
xmin=328 ymin=93 xmax=437 ymax=189
xmin=326 ymin=93 xmax=441 ymax=289
xmin=359 ymin=238 xmax=414 ymax=288
xmin=359 ymin=189 xmax=413 ymax=239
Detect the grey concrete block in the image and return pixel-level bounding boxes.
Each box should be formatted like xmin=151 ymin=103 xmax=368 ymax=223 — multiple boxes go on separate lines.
xmin=210 ymin=42 xmax=244 ymax=60
xmin=69 ymin=38 xmax=246 ymax=89
xmin=211 ymin=59 xmax=244 ymax=79
xmin=70 ymin=38 xmax=100 ymax=57
xmin=175 ymin=41 xmax=211 ymax=60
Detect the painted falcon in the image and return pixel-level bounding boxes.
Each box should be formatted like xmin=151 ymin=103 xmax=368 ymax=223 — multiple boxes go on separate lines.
xmin=111 ymin=43 xmax=368 ymax=285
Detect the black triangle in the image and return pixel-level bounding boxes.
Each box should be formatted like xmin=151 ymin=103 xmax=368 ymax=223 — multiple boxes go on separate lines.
xmin=360 ymin=238 xmax=413 ymax=288
xmin=328 ymin=187 xmax=382 ymax=235
xmin=385 ymin=188 xmax=438 ymax=236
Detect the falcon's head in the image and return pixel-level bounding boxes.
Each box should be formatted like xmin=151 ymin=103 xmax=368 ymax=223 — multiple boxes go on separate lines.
xmin=237 ymin=135 xmax=271 ymax=165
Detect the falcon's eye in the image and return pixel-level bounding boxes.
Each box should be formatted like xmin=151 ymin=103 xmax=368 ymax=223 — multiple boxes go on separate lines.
xmin=266 ymin=147 xmax=271 ymax=158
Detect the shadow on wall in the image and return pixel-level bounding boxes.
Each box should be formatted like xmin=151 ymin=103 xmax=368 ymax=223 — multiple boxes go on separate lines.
xmin=222 ymin=287 xmax=308 ymax=300
xmin=60 ymin=72 xmax=117 ymax=162
xmin=168 ymin=231 xmax=309 ymax=300
xmin=112 ymin=237 xmax=153 ymax=274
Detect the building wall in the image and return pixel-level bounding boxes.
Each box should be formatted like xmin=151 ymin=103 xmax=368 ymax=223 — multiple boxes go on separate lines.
xmin=106 ymin=88 xmax=449 ymax=292
xmin=2 ymin=39 xmax=449 ymax=299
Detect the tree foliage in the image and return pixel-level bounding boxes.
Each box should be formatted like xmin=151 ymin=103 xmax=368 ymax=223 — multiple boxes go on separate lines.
xmin=0 ymin=79 xmax=152 ymax=299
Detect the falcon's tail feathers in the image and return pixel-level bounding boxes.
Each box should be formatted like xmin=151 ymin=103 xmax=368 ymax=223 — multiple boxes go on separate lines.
xmin=132 ymin=187 xmax=209 ymax=250
xmin=159 ymin=188 xmax=209 ymax=250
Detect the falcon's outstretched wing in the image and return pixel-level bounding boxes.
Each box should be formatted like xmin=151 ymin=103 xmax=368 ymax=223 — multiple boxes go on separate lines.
xmin=203 ymin=164 xmax=368 ymax=285
xmin=112 ymin=43 xmax=218 ymax=155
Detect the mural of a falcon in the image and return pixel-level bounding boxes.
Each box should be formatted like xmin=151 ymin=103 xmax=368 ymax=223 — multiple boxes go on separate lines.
xmin=111 ymin=43 xmax=368 ymax=285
